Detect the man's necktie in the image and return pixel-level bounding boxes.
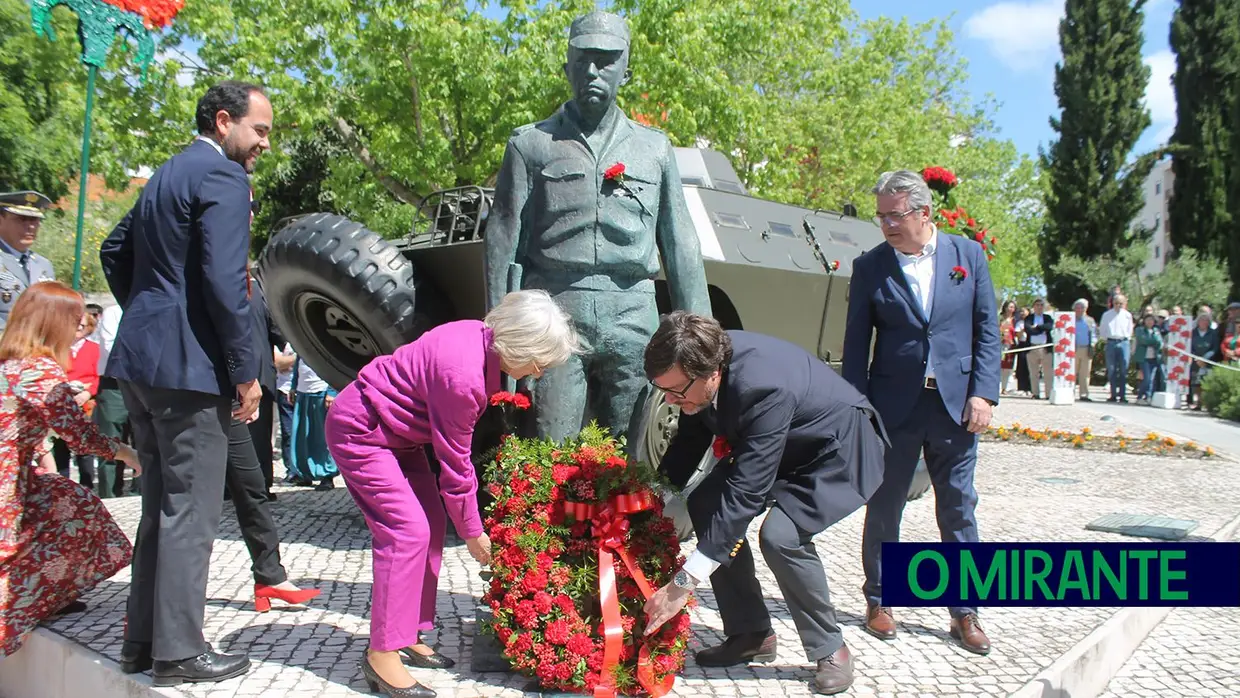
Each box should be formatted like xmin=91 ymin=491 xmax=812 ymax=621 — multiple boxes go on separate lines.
xmin=19 ymin=253 xmax=30 ymax=285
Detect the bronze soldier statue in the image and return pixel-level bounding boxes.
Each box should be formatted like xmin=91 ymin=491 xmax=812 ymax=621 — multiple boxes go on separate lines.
xmin=484 ymin=10 xmax=711 ymax=446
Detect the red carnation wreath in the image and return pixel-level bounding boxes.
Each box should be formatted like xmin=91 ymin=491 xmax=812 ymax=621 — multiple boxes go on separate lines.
xmin=480 ymin=424 xmax=690 ymax=696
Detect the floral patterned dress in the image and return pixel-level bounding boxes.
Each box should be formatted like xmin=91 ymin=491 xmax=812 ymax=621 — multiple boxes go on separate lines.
xmin=0 ymin=356 xmax=131 ymax=658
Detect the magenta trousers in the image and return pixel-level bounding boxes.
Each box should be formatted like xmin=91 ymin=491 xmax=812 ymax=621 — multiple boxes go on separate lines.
xmin=324 ymin=385 xmax=446 ymax=652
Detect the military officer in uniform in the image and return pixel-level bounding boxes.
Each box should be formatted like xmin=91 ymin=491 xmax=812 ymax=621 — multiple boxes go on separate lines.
xmin=0 ymin=191 xmax=56 ymax=333
xmin=484 ymin=10 xmax=711 ymax=445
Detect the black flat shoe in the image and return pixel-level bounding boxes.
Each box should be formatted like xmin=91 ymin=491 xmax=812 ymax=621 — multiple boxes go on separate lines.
xmin=151 ymin=649 xmax=251 ymax=687
xmin=399 ymin=646 xmax=456 ymax=669
xmin=120 ymin=640 xmax=153 ymax=674
xmin=359 ymin=656 xmax=436 ymax=697
xmin=49 ymin=600 xmax=87 ymax=617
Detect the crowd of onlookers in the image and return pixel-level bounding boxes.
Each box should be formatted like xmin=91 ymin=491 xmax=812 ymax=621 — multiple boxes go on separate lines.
xmin=998 ymin=286 xmax=1239 ymax=409
xmin=48 ymin=299 xmax=340 ymax=496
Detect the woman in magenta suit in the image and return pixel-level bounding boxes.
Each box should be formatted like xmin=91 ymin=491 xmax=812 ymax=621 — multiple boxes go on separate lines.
xmin=325 ymin=290 xmax=582 ymax=698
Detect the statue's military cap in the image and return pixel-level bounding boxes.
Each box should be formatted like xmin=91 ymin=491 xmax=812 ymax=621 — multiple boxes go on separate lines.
xmin=0 ymin=191 xmax=51 ymax=219
xmin=568 ymin=11 xmax=630 ymax=51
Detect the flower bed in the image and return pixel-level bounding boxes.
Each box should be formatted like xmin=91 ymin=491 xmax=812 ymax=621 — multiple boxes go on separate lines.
xmin=982 ymin=423 xmax=1218 ymax=459
xmin=480 ymin=423 xmax=690 ymax=696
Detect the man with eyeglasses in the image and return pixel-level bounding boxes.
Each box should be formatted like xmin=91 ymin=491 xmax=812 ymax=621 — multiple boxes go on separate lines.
xmin=640 ymin=312 xmax=888 ymax=695
xmin=841 ymin=169 xmax=1000 ymax=656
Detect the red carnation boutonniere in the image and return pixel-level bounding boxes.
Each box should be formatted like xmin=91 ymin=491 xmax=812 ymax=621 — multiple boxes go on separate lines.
xmin=949 ymin=265 xmax=968 ymax=283
xmin=603 ymin=161 xmax=649 ymax=216
xmin=712 ymin=435 xmax=732 ymax=459
xmin=489 ymin=391 xmax=531 ymax=410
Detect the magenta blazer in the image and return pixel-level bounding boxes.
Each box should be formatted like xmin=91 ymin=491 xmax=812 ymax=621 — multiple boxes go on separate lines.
xmin=345 ymin=319 xmax=500 ymax=539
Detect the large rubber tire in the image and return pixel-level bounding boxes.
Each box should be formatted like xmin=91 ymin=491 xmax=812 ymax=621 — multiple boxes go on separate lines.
xmin=258 ymin=213 xmax=450 ymax=390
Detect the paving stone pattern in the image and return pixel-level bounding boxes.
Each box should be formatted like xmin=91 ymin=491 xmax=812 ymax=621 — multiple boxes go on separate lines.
xmin=1097 ymin=527 xmax=1240 ymax=698
xmin=39 ymin=416 xmax=1240 ymax=698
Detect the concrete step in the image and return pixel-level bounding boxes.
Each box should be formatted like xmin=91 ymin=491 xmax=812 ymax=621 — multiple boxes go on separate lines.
xmin=0 ymin=628 xmax=180 ymax=698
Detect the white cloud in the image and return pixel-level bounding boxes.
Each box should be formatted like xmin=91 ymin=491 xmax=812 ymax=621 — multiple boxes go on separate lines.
xmin=1144 ymin=49 xmax=1176 ymax=144
xmin=963 ymin=0 xmax=1064 ymax=72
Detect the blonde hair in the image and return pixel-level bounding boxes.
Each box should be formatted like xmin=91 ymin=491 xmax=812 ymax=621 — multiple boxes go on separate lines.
xmin=484 ymin=290 xmax=585 ymax=369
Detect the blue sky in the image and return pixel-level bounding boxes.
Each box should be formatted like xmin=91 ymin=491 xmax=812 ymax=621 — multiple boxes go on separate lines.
xmin=869 ymin=0 xmax=1178 ymax=160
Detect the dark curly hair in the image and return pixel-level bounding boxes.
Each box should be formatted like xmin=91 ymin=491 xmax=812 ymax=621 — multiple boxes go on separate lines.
xmin=644 ymin=311 xmax=732 ymax=380
xmin=195 ymin=81 xmax=265 ymax=136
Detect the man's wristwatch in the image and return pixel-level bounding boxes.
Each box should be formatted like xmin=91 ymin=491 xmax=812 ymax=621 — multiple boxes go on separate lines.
xmin=673 ymin=569 xmax=697 ymax=591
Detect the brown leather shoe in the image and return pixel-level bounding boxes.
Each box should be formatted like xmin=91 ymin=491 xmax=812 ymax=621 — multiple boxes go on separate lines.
xmin=950 ymin=613 xmax=991 ymax=655
xmin=864 ymin=605 xmax=897 ymax=640
xmin=810 ymin=645 xmax=854 ymax=695
xmin=695 ymin=630 xmax=777 ymax=667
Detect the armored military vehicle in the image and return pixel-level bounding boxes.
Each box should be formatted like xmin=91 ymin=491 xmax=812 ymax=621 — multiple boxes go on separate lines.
xmin=258 ymin=147 xmax=933 ymax=513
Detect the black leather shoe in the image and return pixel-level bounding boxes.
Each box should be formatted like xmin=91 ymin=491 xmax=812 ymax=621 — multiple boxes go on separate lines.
xmin=399 ymin=646 xmax=456 ymax=669
xmin=119 ymin=641 xmax=153 ymax=674
xmin=695 ymin=630 xmax=777 ymax=667
xmin=359 ymin=655 xmax=437 ymax=697
xmin=151 ymin=649 xmax=251 ymax=687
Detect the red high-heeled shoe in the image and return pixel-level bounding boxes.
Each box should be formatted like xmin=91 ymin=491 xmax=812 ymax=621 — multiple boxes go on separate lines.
xmin=254 ymin=584 xmax=321 ymax=612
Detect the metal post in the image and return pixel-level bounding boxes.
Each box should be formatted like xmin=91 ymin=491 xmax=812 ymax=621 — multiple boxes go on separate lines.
xmin=72 ymin=63 xmax=97 ymax=291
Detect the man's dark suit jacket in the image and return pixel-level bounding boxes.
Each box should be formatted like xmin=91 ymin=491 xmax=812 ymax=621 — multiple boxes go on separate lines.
xmin=249 ymin=276 xmax=286 ymax=397
xmin=100 ymin=138 xmax=258 ymax=396
xmin=841 ymin=232 xmax=1001 ymax=432
xmin=659 ymin=330 xmax=889 ymax=565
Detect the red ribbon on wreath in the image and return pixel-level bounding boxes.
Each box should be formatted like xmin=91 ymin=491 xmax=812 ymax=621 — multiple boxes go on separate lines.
xmin=562 ymin=490 xmax=675 ymax=698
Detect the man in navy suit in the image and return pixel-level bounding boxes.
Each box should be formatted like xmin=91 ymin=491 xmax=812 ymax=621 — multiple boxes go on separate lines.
xmin=101 ymin=80 xmax=272 ymax=686
xmin=842 ymin=169 xmax=1000 ymax=655
xmin=641 ymin=312 xmax=887 ymax=695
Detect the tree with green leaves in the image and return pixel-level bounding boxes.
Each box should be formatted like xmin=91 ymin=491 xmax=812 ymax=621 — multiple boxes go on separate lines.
xmin=1052 ymin=245 xmax=1230 ymax=314
xmin=1168 ymin=0 xmax=1240 ymax=265
xmin=1040 ymin=0 xmax=1157 ymax=314
xmin=96 ymin=0 xmax=1045 ymax=294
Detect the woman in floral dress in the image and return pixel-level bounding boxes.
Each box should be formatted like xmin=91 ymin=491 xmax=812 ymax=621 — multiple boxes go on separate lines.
xmin=0 ymin=281 xmax=141 ymax=659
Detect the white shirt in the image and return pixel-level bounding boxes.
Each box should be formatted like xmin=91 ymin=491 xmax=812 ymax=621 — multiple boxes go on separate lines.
xmin=1100 ymin=308 xmax=1135 ymax=341
xmin=895 ymin=228 xmax=939 ymax=378
xmin=197 ymin=135 xmax=224 ymax=157
xmin=295 ymin=357 xmax=329 ymax=393
xmin=275 ymin=342 xmax=296 ymax=394
xmin=96 ymin=305 xmax=122 ymax=375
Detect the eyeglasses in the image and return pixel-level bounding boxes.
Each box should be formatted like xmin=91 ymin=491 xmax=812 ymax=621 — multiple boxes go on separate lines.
xmin=873 ymin=208 xmax=922 ymax=227
xmin=651 ymin=377 xmax=695 ymax=400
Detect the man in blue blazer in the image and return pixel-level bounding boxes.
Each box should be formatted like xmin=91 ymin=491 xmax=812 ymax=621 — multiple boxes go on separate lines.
xmin=841 ymin=169 xmax=1001 ymax=656
xmin=100 ymin=80 xmax=272 ymax=686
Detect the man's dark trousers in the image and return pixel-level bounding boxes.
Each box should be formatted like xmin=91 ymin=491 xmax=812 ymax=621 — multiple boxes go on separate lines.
xmin=120 ymin=380 xmax=232 ymax=662
xmin=94 ymin=378 xmax=130 ymax=498
xmin=861 ymin=387 xmax=980 ymax=618
xmin=687 ymin=471 xmax=845 ymax=662
xmin=246 ymin=389 xmax=276 ymax=497
xmin=227 ymin=404 xmax=286 ymax=586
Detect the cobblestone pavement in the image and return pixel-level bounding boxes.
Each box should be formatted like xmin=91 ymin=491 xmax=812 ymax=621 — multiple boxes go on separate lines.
xmin=1097 ymin=527 xmax=1240 ymax=698
xmin=39 ymin=428 xmax=1240 ymax=698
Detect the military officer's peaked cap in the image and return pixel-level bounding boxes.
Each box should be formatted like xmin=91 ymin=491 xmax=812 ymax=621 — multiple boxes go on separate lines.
xmin=569 ymin=11 xmax=630 ymax=51
xmin=0 ymin=191 xmax=52 ymax=219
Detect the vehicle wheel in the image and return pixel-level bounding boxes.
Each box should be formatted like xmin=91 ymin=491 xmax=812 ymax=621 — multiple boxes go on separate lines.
xmin=907 ymin=459 xmax=932 ymax=501
xmin=632 ymin=390 xmax=717 ymax=542
xmin=258 ymin=213 xmax=450 ymax=390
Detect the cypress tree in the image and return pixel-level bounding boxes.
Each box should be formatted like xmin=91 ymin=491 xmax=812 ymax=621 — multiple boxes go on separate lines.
xmin=1168 ymin=0 xmax=1240 ymax=263
xmin=1040 ymin=0 xmax=1156 ymax=312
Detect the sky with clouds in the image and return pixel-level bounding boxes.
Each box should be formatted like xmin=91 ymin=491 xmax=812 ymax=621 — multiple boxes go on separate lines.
xmin=864 ymin=0 xmax=1178 ymax=160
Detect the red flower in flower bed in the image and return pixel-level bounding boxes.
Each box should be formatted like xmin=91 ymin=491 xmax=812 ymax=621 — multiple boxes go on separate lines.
xmin=481 ymin=424 xmax=689 ymax=695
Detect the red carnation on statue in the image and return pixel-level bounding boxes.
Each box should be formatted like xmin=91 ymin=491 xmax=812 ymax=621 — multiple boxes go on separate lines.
xmin=603 ymin=163 xmax=626 ymax=181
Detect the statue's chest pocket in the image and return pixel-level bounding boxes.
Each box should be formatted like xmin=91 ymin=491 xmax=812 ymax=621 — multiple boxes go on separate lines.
xmin=538 ymin=162 xmax=590 ymax=209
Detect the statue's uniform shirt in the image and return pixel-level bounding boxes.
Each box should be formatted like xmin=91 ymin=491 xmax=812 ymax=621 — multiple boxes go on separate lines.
xmin=0 ymin=240 xmax=54 ymax=333
xmin=488 ymin=102 xmax=708 ymax=304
